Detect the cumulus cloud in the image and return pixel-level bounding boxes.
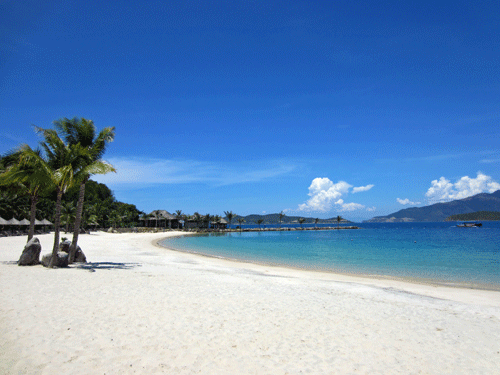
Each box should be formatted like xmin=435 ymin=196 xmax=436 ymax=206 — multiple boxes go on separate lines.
xmin=425 ymin=172 xmax=500 ymax=202
xmin=298 ymin=177 xmax=373 ymax=212
xmin=397 ymin=198 xmax=421 ymax=205
xmin=352 ymin=184 xmax=374 ymax=193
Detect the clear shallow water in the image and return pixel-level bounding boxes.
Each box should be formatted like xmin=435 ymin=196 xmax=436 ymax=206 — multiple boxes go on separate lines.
xmin=160 ymin=222 xmax=500 ymax=289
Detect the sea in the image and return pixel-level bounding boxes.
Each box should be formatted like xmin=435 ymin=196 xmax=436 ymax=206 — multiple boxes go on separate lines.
xmin=159 ymin=222 xmax=500 ymax=290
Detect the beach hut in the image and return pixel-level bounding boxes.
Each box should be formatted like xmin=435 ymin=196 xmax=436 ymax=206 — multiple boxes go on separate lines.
xmin=210 ymin=218 xmax=228 ymax=230
xmin=143 ymin=210 xmax=182 ymax=229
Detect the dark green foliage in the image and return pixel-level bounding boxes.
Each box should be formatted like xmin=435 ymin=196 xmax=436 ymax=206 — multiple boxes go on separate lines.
xmin=0 ymin=178 xmax=141 ymax=228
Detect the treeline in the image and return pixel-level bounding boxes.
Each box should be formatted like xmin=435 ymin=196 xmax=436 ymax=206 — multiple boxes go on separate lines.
xmin=446 ymin=211 xmax=500 ymax=221
xmin=0 ymin=179 xmax=142 ymax=229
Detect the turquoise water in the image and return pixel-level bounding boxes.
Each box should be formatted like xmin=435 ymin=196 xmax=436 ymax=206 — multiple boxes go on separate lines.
xmin=160 ymin=222 xmax=500 ymax=289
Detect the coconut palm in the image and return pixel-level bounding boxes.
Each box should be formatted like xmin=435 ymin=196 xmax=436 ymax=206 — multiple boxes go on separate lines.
xmin=278 ymin=211 xmax=285 ymax=229
xmin=37 ymin=127 xmax=83 ymax=267
xmin=237 ymin=217 xmax=245 ymax=232
xmin=203 ymin=213 xmax=211 ymax=229
xmin=298 ymin=217 xmax=305 ymax=229
xmin=61 ymin=201 xmax=76 ymax=233
xmin=0 ymin=145 xmax=54 ymax=241
xmin=257 ymin=218 xmax=264 ymax=230
xmin=54 ymin=117 xmax=115 ymax=263
xmin=336 ymin=215 xmax=343 ymax=229
xmin=224 ymin=211 xmax=234 ymax=230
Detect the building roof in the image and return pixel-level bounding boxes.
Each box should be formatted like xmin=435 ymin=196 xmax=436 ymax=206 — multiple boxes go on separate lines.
xmin=146 ymin=210 xmax=177 ymax=220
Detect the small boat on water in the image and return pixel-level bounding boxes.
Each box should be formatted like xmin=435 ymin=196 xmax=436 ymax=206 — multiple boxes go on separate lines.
xmin=456 ymin=222 xmax=482 ymax=228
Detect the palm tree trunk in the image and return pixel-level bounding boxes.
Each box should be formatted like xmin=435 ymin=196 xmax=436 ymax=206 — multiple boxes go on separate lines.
xmin=27 ymin=194 xmax=38 ymax=241
xmin=69 ymin=180 xmax=86 ymax=263
xmin=49 ymin=188 xmax=63 ymax=268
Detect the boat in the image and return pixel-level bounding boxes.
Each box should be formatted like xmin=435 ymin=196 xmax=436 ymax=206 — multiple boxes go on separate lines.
xmin=456 ymin=222 xmax=482 ymax=227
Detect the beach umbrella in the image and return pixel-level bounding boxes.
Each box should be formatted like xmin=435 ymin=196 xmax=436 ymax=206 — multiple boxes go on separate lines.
xmin=41 ymin=219 xmax=53 ymax=225
xmin=18 ymin=218 xmax=30 ymax=226
xmin=0 ymin=217 xmax=8 ymax=225
xmin=35 ymin=219 xmax=44 ymax=225
xmin=7 ymin=218 xmax=21 ymax=225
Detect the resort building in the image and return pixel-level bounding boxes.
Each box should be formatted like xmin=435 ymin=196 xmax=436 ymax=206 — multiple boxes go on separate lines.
xmin=140 ymin=210 xmax=182 ymax=229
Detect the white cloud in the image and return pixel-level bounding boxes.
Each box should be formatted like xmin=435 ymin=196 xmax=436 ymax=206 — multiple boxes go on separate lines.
xmin=352 ymin=184 xmax=374 ymax=193
xmin=480 ymin=158 xmax=500 ymax=164
xmin=425 ymin=172 xmax=500 ymax=202
xmin=366 ymin=206 xmax=376 ymax=212
xmin=93 ymin=157 xmax=297 ymax=187
xmin=298 ymin=177 xmax=372 ymax=212
xmin=397 ymin=198 xmax=421 ymax=205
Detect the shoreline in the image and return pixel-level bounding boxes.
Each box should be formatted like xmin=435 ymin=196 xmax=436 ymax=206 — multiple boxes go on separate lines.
xmin=153 ymin=233 xmax=500 ymax=306
xmin=2 ymin=231 xmax=500 ymax=374
xmin=156 ymin=232 xmax=500 ymax=294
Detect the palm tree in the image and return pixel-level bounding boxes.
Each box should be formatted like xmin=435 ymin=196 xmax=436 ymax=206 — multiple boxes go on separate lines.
xmin=37 ymin=127 xmax=82 ymax=267
xmin=0 ymin=145 xmax=54 ymax=241
xmin=237 ymin=217 xmax=245 ymax=232
xmin=61 ymin=201 xmax=76 ymax=233
xmin=278 ymin=211 xmax=285 ymax=229
xmin=314 ymin=218 xmax=319 ymax=229
xmin=224 ymin=211 xmax=234 ymax=230
xmin=193 ymin=212 xmax=202 ymax=229
xmin=54 ymin=118 xmax=115 ymax=263
xmin=175 ymin=210 xmax=183 ymax=229
xmin=336 ymin=215 xmax=343 ymax=229
xmin=203 ymin=213 xmax=211 ymax=229
xmin=257 ymin=218 xmax=264 ymax=230
xmin=298 ymin=217 xmax=305 ymax=229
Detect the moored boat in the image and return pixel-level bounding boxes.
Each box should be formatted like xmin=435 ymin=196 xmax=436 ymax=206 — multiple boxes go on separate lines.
xmin=456 ymin=222 xmax=482 ymax=227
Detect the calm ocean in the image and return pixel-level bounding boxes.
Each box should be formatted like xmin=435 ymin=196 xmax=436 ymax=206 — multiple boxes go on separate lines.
xmin=159 ymin=222 xmax=500 ymax=290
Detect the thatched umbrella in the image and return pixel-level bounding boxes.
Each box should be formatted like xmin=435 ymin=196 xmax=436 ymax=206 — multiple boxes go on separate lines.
xmin=7 ymin=218 xmax=21 ymax=225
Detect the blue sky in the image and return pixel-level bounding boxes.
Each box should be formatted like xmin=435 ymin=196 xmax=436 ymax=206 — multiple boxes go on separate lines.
xmin=1 ymin=0 xmax=499 ymax=221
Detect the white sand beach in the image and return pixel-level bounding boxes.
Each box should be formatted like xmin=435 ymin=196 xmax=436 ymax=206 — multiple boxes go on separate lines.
xmin=1 ymin=231 xmax=499 ymax=374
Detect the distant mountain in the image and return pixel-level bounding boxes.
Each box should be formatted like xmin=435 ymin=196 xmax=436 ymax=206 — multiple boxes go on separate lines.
xmin=446 ymin=211 xmax=500 ymax=221
xmin=226 ymin=213 xmax=351 ymax=225
xmin=365 ymin=190 xmax=500 ymax=222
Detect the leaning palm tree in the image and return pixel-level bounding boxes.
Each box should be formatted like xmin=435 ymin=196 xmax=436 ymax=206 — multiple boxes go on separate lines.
xmin=54 ymin=118 xmax=115 ymax=263
xmin=336 ymin=215 xmax=343 ymax=229
xmin=0 ymin=145 xmax=54 ymax=241
xmin=37 ymin=127 xmax=83 ymax=267
xmin=224 ymin=211 xmax=234 ymax=230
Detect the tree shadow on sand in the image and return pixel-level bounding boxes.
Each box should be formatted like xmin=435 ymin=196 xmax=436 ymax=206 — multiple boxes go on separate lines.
xmin=73 ymin=262 xmax=141 ymax=272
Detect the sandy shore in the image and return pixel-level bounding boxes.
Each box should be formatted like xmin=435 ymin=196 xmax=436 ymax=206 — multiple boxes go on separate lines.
xmin=1 ymin=232 xmax=499 ymax=374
